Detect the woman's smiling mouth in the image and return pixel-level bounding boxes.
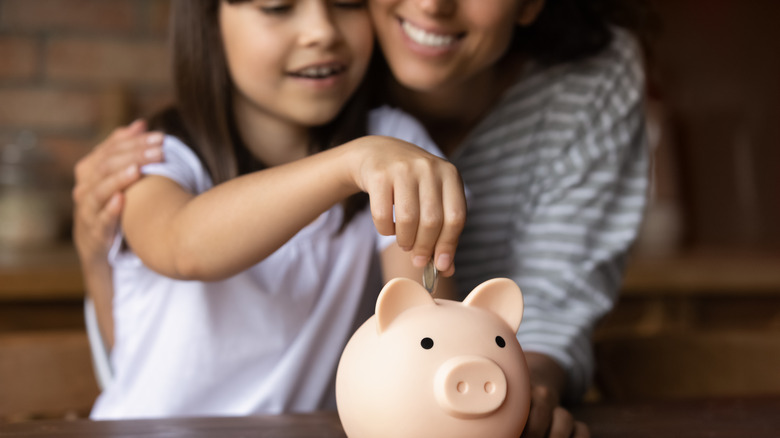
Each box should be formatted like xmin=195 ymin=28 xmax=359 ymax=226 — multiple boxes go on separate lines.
xmin=400 ymin=19 xmax=462 ymax=48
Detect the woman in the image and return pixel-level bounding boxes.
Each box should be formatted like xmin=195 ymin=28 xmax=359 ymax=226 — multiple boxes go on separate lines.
xmin=73 ymin=0 xmax=652 ymax=435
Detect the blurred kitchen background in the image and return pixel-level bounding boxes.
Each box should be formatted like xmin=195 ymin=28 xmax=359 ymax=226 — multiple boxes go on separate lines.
xmin=1 ymin=0 xmax=779 ymax=423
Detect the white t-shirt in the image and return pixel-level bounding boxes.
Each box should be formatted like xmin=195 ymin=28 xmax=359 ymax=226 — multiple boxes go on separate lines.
xmin=91 ymin=106 xmax=443 ymax=419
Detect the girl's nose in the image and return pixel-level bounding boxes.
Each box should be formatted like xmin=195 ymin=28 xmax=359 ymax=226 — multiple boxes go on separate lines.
xmin=298 ymin=3 xmax=340 ymax=48
xmin=417 ymin=0 xmax=457 ymax=17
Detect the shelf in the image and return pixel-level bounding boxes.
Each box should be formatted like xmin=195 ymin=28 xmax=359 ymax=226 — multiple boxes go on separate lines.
xmin=2 ymin=244 xmax=779 ymax=301
xmin=0 ymin=244 xmax=84 ymax=301
xmin=621 ymin=250 xmax=780 ymax=296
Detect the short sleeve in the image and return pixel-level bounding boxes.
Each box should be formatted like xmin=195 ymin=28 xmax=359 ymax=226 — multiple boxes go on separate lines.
xmin=141 ymin=136 xmax=213 ymax=194
xmin=108 ymin=136 xmax=212 ymax=265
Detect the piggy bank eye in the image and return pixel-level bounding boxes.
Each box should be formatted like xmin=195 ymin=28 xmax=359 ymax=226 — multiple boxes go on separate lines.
xmin=420 ymin=337 xmax=434 ymax=350
xmin=495 ymin=336 xmax=506 ymax=348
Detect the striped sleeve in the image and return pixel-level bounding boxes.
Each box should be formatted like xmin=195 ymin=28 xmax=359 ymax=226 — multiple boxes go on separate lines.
xmin=452 ymin=28 xmax=650 ymax=401
xmin=515 ymin=30 xmax=649 ymax=401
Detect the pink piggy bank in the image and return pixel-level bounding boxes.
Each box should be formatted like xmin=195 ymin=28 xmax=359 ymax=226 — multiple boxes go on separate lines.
xmin=336 ymin=277 xmax=530 ymax=438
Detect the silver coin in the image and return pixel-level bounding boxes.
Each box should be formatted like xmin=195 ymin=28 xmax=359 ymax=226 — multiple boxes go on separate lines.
xmin=422 ymin=259 xmax=438 ymax=294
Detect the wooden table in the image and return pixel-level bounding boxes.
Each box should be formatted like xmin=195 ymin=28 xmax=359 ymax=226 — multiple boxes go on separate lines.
xmin=572 ymin=396 xmax=780 ymax=438
xmin=2 ymin=397 xmax=779 ymax=438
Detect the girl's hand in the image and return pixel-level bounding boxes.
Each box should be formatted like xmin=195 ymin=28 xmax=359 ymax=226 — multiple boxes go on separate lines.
xmin=347 ymin=135 xmax=466 ymax=276
xmin=72 ymin=120 xmax=164 ymax=264
xmin=522 ymin=353 xmax=590 ymax=438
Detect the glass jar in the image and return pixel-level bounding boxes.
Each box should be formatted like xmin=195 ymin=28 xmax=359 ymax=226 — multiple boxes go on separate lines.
xmin=0 ymin=132 xmax=67 ymax=248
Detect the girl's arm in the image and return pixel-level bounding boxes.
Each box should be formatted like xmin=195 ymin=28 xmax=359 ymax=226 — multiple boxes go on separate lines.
xmin=122 ymin=135 xmax=466 ymax=281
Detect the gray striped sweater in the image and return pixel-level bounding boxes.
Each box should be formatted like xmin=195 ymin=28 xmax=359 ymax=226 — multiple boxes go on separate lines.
xmin=449 ymin=28 xmax=649 ymax=401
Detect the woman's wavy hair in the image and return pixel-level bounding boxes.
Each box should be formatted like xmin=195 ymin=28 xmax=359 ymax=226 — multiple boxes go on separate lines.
xmin=149 ymin=0 xmax=371 ymax=225
xmin=513 ymin=0 xmax=658 ymax=65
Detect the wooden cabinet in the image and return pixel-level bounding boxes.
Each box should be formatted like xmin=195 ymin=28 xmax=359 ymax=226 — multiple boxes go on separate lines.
xmin=2 ymin=244 xmax=779 ymax=421
xmin=0 ymin=245 xmax=97 ymax=422
xmin=594 ymin=251 xmax=780 ymax=400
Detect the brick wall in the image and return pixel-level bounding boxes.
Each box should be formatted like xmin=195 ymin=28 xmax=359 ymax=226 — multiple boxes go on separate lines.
xmin=0 ymin=0 xmax=172 ymax=179
xmin=2 ymin=0 xmax=779 ymax=252
xmin=648 ymin=0 xmax=780 ymax=251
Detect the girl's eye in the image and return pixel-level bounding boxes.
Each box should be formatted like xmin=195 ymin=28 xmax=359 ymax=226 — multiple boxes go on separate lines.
xmin=258 ymin=2 xmax=292 ymax=15
xmin=260 ymin=5 xmax=291 ymax=15
xmin=333 ymin=0 xmax=365 ymax=9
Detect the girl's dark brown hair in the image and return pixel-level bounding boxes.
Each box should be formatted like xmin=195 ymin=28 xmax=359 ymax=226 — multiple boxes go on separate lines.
xmin=150 ymin=0 xmax=370 ymax=227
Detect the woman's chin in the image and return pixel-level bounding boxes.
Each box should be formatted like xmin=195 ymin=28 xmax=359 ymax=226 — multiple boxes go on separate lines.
xmin=389 ymin=64 xmax=451 ymax=93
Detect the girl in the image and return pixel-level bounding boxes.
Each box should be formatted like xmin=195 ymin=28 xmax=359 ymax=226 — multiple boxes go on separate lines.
xmin=87 ymin=0 xmax=466 ymax=419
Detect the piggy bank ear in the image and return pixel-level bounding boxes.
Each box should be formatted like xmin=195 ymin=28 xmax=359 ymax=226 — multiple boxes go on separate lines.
xmin=376 ymin=277 xmax=435 ymax=334
xmin=463 ymin=278 xmax=524 ymax=332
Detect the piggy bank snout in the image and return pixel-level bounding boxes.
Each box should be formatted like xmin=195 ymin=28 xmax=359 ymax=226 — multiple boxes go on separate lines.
xmin=433 ymin=355 xmax=507 ymax=419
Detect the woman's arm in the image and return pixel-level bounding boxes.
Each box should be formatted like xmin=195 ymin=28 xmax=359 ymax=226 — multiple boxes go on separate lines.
xmin=72 ymin=120 xmax=163 ymax=348
xmin=522 ymin=352 xmax=589 ymax=438
xmin=514 ymin=32 xmax=648 ymax=438
xmin=122 ymin=135 xmax=466 ymax=281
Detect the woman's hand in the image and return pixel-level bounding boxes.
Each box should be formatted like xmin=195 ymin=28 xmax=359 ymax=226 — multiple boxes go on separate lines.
xmin=522 ymin=353 xmax=590 ymax=438
xmin=347 ymin=135 xmax=466 ymax=276
xmin=72 ymin=120 xmax=164 ymax=264
xmin=72 ymin=120 xmax=165 ymax=348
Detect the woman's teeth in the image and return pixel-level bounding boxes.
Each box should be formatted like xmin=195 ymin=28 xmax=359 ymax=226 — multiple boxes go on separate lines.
xmin=401 ymin=20 xmax=457 ymax=47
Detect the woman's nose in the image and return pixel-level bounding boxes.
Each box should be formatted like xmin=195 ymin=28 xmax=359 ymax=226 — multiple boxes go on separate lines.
xmin=417 ymin=0 xmax=457 ymax=17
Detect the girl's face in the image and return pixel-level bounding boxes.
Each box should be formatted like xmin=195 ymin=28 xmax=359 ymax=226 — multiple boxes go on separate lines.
xmin=220 ymin=0 xmax=373 ymax=130
xmin=369 ymin=0 xmax=544 ymax=92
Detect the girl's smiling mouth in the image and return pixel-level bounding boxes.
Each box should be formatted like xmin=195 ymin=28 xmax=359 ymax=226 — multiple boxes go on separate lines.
xmin=288 ymin=62 xmax=347 ymax=79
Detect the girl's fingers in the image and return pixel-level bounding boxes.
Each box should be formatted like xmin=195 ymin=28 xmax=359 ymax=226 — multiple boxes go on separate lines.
xmin=433 ymin=173 xmax=466 ymax=274
xmin=410 ymin=175 xmax=443 ymax=267
xmin=355 ymin=137 xmax=466 ymax=267
xmin=369 ymin=178 xmax=396 ymax=237
xmin=393 ymin=176 xmax=419 ymax=253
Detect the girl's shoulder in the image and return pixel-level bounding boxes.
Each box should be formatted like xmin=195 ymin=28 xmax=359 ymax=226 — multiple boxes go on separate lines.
xmin=140 ymin=134 xmax=213 ymax=195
